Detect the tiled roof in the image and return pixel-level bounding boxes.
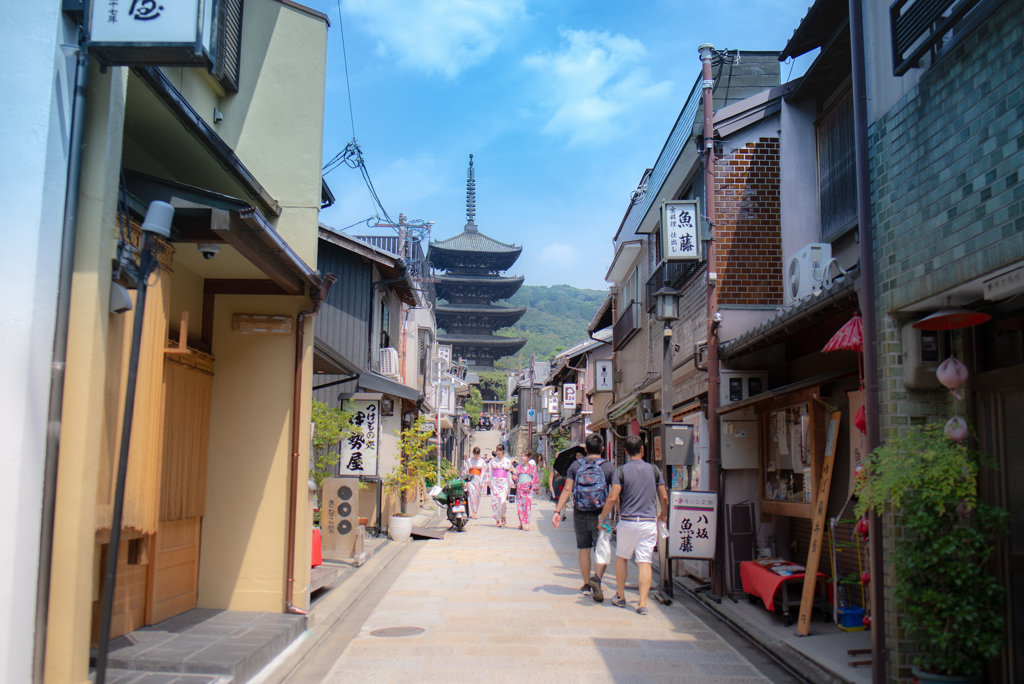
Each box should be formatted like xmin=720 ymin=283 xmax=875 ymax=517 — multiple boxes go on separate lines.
xmin=430 ymin=229 xmax=521 ymax=254
xmin=437 ymin=333 xmax=529 ymax=346
xmin=436 ymin=304 xmax=527 ymax=315
xmin=435 ymin=274 xmax=524 ymax=286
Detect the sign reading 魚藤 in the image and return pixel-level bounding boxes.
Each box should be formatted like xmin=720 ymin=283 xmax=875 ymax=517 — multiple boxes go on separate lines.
xmin=662 ymin=200 xmax=702 ymax=262
xmin=88 ymin=0 xmax=215 ymax=67
xmin=547 ymin=395 xmax=559 ymax=414
xmin=667 ymin=490 xmax=718 ymax=560
xmin=340 ymin=400 xmax=380 ymax=476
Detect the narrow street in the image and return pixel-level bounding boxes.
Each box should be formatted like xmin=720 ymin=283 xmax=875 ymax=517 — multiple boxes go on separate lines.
xmin=279 ymin=477 xmax=799 ymax=684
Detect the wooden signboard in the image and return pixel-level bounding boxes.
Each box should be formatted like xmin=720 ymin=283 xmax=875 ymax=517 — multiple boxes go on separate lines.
xmin=321 ymin=477 xmax=360 ymax=561
xmin=796 ymin=411 xmax=841 ymax=636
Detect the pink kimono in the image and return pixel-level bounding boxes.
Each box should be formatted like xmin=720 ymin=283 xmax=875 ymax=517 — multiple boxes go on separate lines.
xmin=515 ymin=460 xmax=538 ymax=530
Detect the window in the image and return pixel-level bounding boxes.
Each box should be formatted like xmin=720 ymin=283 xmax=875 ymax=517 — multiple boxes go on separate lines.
xmin=816 ymin=90 xmax=857 ymax=242
xmin=211 ymin=0 xmax=244 ymax=92
xmin=379 ymin=300 xmax=390 ymax=350
xmin=890 ymin=0 xmax=1003 ymax=76
xmin=621 ymin=265 xmax=641 ymax=328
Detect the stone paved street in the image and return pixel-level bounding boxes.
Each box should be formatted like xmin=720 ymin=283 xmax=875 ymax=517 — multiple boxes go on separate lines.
xmin=310 ymin=495 xmax=776 ymax=684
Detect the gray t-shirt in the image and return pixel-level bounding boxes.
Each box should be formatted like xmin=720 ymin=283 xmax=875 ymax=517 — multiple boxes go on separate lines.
xmin=612 ymin=459 xmax=665 ymax=519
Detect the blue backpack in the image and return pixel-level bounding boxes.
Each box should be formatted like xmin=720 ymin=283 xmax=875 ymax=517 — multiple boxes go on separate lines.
xmin=573 ymin=458 xmax=608 ymax=511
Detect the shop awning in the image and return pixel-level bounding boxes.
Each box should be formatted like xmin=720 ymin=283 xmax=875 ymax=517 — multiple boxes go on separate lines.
xmin=607 ymin=395 xmax=639 ymax=423
xmin=717 ymin=369 xmax=854 ymax=415
xmin=312 ymin=337 xmax=420 ymax=401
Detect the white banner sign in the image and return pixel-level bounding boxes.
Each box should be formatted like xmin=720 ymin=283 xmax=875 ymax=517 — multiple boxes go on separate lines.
xmin=662 ymin=200 xmax=702 ymax=261
xmin=594 ymin=360 xmax=613 ymax=391
xmin=340 ymin=400 xmax=380 ymax=476
xmin=547 ymin=396 xmax=559 ymax=414
xmin=667 ymin=490 xmax=718 ymax=560
xmin=438 ymin=345 xmax=452 ymax=364
xmin=563 ymin=383 xmax=577 ymax=407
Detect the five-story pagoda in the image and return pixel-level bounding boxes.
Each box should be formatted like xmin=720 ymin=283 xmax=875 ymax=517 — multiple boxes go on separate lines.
xmin=428 ymin=155 xmax=527 ymax=369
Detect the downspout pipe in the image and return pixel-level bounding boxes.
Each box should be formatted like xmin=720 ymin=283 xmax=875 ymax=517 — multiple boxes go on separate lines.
xmin=699 ymin=43 xmax=726 ymax=599
xmin=847 ymin=1 xmax=885 ymax=680
xmin=287 ymin=274 xmax=336 ymax=615
xmin=34 ymin=44 xmax=90 ymax=684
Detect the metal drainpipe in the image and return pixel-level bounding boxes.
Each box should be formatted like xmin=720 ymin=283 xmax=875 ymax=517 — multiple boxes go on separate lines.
xmin=33 ymin=45 xmax=90 ymax=684
xmin=287 ymin=274 xmax=336 ymax=615
xmin=847 ymin=0 xmax=885 ymax=680
xmin=699 ymin=43 xmax=726 ymax=599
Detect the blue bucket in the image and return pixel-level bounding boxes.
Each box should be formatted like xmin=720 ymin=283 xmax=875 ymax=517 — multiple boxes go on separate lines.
xmin=838 ymin=606 xmax=865 ymax=628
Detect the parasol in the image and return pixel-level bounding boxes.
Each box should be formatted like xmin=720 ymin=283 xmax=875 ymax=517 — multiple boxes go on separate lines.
xmin=823 ymin=312 xmax=866 ymax=433
xmin=552 ymin=443 xmax=586 ymax=476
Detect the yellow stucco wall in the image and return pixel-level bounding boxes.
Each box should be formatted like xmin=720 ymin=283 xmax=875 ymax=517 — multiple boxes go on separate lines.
xmin=44 ymin=64 xmax=127 ymax=684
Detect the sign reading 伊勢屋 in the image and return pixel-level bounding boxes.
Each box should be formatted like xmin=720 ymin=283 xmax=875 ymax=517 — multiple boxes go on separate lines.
xmin=340 ymin=399 xmax=380 ymax=476
xmin=662 ymin=200 xmax=702 ymax=262
xmin=88 ymin=0 xmax=216 ymax=67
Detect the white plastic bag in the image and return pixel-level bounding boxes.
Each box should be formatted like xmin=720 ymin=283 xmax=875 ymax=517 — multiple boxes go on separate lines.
xmin=595 ymin=528 xmax=612 ymax=566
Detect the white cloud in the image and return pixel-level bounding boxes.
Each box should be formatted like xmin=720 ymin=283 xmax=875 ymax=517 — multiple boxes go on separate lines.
xmin=523 ymin=28 xmax=672 ymax=145
xmin=538 ymin=242 xmax=580 ymax=268
xmin=343 ymin=0 xmax=527 ymax=78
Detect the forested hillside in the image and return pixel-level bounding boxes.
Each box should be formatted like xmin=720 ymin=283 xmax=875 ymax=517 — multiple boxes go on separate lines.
xmin=493 ymin=284 xmax=606 ymax=367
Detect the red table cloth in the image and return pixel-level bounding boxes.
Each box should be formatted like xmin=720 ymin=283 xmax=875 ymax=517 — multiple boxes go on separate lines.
xmin=740 ymin=560 xmax=826 ymax=612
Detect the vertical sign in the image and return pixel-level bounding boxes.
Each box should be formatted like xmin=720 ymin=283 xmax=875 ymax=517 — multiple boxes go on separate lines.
xmin=847 ymin=390 xmax=866 ymax=483
xmin=547 ymin=395 xmax=559 ymax=414
xmin=594 ymin=360 xmax=613 ymax=391
xmin=667 ymin=491 xmax=718 ymax=559
xmin=796 ymin=411 xmax=841 ymax=635
xmin=563 ymin=383 xmax=577 ymax=408
xmin=340 ymin=399 xmax=380 ymax=476
xmin=662 ymin=200 xmax=702 ymax=261
xmin=321 ymin=477 xmax=359 ymax=560
xmin=440 ymin=384 xmax=452 ymax=414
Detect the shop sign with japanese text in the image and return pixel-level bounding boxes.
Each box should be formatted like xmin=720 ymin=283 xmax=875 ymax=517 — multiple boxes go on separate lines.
xmin=563 ymin=383 xmax=577 ymax=407
xmin=594 ymin=360 xmax=613 ymax=391
xmin=668 ymin=490 xmax=718 ymax=560
xmin=88 ymin=0 xmax=215 ymax=67
xmin=662 ymin=200 xmax=702 ymax=262
xmin=340 ymin=399 xmax=380 ymax=476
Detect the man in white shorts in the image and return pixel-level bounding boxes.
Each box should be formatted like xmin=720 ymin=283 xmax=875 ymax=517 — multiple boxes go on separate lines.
xmin=597 ymin=435 xmax=667 ymax=615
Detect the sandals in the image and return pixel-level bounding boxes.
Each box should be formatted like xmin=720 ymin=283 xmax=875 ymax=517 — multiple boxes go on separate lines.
xmin=636 ymin=606 xmax=649 ymax=616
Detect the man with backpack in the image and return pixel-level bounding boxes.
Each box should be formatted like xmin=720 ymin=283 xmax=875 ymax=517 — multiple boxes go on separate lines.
xmin=552 ymin=433 xmax=615 ymax=602
xmin=597 ymin=435 xmax=668 ymax=615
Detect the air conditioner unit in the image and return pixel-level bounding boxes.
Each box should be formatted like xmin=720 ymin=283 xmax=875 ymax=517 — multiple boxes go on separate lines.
xmin=784 ymin=243 xmax=832 ymax=305
xmin=379 ymin=347 xmax=401 ymax=378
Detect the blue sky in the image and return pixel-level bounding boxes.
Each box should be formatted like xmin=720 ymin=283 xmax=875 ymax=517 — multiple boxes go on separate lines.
xmin=309 ymin=0 xmax=817 ymax=291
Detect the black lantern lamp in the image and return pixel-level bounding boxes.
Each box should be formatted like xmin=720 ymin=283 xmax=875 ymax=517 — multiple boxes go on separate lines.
xmin=654 ymin=282 xmax=680 ymax=323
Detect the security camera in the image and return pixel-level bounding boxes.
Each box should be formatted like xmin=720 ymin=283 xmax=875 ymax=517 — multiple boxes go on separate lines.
xmin=198 ymin=243 xmax=220 ymax=260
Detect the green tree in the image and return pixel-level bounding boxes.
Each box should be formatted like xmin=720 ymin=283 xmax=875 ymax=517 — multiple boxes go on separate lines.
xmin=477 ymin=370 xmax=508 ymax=401
xmin=464 ymin=386 xmax=483 ymax=425
xmin=310 ymin=399 xmax=355 ymax=490
xmin=383 ymin=416 xmax=436 ymax=515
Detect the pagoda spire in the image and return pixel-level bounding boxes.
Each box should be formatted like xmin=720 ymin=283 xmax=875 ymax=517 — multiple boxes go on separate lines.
xmin=465 ymin=153 xmax=477 ymax=232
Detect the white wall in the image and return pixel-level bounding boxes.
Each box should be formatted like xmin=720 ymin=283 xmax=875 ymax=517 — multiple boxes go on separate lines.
xmin=779 ymin=98 xmax=821 ymax=262
xmin=0 ymin=4 xmax=74 ymax=681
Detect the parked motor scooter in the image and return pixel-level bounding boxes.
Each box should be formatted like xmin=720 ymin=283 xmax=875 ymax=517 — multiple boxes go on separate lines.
xmin=433 ymin=478 xmax=469 ymax=532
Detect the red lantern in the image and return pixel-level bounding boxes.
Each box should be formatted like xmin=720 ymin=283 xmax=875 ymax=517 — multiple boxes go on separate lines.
xmin=854 ymin=404 xmax=867 ymax=434
xmin=863 ymin=615 xmax=871 ymax=627
xmin=856 ymin=517 xmax=870 ymax=537
xmin=860 ymin=571 xmax=870 ymax=585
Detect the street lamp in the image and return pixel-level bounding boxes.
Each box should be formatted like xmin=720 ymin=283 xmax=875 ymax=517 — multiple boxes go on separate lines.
xmin=653 ymin=281 xmax=679 ymax=601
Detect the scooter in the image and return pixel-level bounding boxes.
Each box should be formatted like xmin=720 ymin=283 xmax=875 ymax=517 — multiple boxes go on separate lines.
xmin=433 ymin=478 xmax=469 ymax=532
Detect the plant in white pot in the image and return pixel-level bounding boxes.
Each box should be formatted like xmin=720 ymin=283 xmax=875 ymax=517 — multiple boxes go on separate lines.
xmin=854 ymin=422 xmax=1008 ymax=683
xmin=382 ymin=417 xmax=435 ymax=541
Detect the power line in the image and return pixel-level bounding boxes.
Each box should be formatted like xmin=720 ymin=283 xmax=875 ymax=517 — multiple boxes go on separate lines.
xmin=336 ymin=0 xmax=356 ymax=141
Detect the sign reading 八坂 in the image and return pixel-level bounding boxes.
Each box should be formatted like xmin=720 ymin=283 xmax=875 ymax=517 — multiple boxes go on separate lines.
xmin=662 ymin=200 xmax=702 ymax=262
xmin=667 ymin=490 xmax=718 ymax=560
xmin=340 ymin=399 xmax=380 ymax=476
xmin=88 ymin=0 xmax=216 ymax=67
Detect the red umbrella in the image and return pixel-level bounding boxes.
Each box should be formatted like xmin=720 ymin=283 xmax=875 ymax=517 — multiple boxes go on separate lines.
xmin=823 ymin=312 xmax=863 ymax=353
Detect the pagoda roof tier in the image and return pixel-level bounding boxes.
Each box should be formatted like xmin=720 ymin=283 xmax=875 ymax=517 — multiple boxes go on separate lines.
xmin=435 ymin=274 xmax=524 ymax=301
xmin=437 ymin=333 xmax=528 ymax=360
xmin=437 ymin=304 xmax=527 ymax=335
xmin=427 ymin=232 xmax=522 ymax=271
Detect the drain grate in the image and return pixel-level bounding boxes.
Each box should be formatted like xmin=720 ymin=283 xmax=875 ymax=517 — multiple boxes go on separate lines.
xmin=369 ymin=626 xmax=425 ymax=637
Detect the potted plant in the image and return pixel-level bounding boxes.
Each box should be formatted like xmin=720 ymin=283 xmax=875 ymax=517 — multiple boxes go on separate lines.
xmin=382 ymin=417 xmax=435 ymax=541
xmin=309 ymin=399 xmax=356 ymax=505
xmin=854 ymin=422 xmax=1008 ymax=683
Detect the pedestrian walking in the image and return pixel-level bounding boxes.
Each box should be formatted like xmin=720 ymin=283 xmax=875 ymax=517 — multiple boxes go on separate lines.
xmin=515 ymin=454 xmax=538 ymax=530
xmin=462 ymin=446 xmax=487 ymax=519
xmin=598 ymin=435 xmax=668 ymax=615
xmin=552 ymin=433 xmax=615 ymax=601
xmin=487 ymin=444 xmax=514 ymax=527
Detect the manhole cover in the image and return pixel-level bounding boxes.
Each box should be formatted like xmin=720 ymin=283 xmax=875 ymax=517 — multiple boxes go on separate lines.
xmin=370 ymin=626 xmax=425 ymax=637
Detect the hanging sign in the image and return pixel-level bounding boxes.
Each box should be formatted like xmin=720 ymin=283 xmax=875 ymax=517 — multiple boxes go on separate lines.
xmin=662 ymin=200 xmax=702 ymax=261
xmin=88 ymin=0 xmax=216 ymax=67
xmin=547 ymin=395 xmax=559 ymax=414
xmin=667 ymin=490 xmax=718 ymax=560
xmin=594 ymin=360 xmax=613 ymax=391
xmin=563 ymin=383 xmax=577 ymax=407
xmin=340 ymin=400 xmax=380 ymax=476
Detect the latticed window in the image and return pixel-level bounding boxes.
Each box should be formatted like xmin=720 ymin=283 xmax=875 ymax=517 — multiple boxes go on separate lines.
xmin=211 ymin=0 xmax=244 ymax=92
xmin=816 ymin=90 xmax=857 ymax=242
xmin=417 ymin=329 xmax=433 ymax=376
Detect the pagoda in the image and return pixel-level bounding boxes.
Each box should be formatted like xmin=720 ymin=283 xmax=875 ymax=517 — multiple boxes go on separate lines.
xmin=428 ymin=155 xmax=528 ymax=368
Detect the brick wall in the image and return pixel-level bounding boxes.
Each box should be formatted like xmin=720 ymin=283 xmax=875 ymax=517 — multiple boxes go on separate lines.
xmin=715 ymin=138 xmax=783 ymax=307
xmin=867 ymin=5 xmax=1024 ymax=681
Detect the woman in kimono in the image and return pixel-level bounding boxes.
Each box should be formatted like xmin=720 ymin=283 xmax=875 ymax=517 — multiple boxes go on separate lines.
xmin=487 ymin=444 xmax=514 ymax=527
xmin=515 ymin=454 xmax=539 ymax=531
xmin=462 ymin=446 xmax=488 ymax=519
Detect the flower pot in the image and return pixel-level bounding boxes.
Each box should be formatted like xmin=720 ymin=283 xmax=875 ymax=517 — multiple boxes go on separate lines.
xmin=357 ymin=517 xmax=369 ymax=526
xmin=911 ymin=666 xmax=977 ymax=684
xmin=389 ymin=514 xmax=413 ymax=542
